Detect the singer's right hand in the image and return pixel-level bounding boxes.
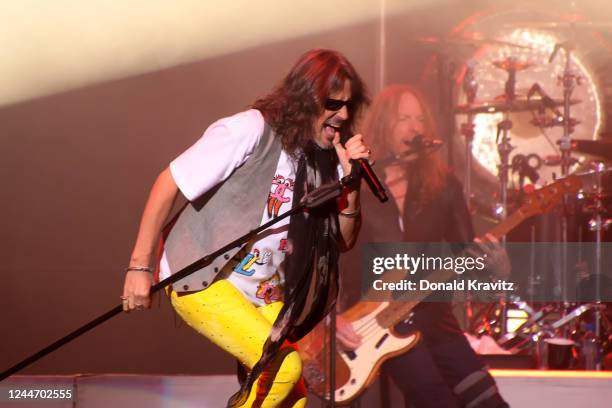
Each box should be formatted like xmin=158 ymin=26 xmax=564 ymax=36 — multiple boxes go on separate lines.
xmin=122 ymin=271 xmax=154 ymax=312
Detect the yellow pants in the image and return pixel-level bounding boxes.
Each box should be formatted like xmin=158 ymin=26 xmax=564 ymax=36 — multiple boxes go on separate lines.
xmin=169 ymin=279 xmax=307 ymax=408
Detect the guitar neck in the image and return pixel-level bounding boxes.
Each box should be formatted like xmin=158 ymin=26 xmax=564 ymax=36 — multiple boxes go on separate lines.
xmin=364 ymin=176 xmax=581 ymax=332
xmin=487 ymin=207 xmax=527 ymax=239
xmin=376 ymin=207 xmax=529 ymax=329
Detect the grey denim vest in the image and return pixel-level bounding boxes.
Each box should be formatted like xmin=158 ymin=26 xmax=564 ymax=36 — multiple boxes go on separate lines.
xmin=164 ymin=123 xmax=282 ymax=292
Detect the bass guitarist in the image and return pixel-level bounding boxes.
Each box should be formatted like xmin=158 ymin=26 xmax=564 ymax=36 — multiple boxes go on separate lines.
xmin=336 ymin=84 xmax=510 ymax=408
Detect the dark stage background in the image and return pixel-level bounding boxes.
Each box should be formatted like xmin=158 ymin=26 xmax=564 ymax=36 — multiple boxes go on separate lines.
xmin=1 ymin=0 xmax=611 ymax=375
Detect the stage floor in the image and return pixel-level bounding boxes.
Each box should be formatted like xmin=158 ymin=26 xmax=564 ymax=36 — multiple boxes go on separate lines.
xmin=1 ymin=370 xmax=611 ymax=407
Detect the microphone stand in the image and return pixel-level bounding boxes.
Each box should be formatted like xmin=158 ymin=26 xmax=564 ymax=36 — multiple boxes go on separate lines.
xmin=0 ymin=168 xmax=364 ymax=382
xmin=376 ymin=141 xmax=444 ymax=168
xmin=328 ymin=305 xmax=337 ymax=407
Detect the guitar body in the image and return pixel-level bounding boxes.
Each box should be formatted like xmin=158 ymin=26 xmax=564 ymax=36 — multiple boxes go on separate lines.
xmin=300 ymin=303 xmax=420 ymax=404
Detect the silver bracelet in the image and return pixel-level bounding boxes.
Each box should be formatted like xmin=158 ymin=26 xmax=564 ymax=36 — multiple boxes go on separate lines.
xmin=339 ymin=206 xmax=361 ymax=218
xmin=125 ymin=265 xmax=154 ymax=273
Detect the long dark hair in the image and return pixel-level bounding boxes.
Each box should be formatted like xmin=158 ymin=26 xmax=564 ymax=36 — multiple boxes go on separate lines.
xmin=253 ymin=49 xmax=369 ymax=154
xmin=362 ymin=84 xmax=448 ymax=207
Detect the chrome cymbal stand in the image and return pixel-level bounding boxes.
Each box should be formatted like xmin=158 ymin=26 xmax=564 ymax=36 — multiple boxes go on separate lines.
xmin=586 ymin=163 xmax=611 ymax=370
xmin=461 ymin=59 xmax=478 ymax=211
xmin=495 ymin=58 xmax=519 ymax=239
xmin=495 ymin=117 xmax=512 ymax=336
xmin=494 ymin=58 xmax=521 ymax=336
xmin=549 ymin=42 xmax=580 ymax=177
xmin=458 ymin=60 xmax=479 ymax=331
xmin=549 ymin=42 xmax=581 ymax=324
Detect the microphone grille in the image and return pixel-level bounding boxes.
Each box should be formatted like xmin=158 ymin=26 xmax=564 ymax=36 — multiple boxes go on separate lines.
xmin=411 ymin=134 xmax=425 ymax=146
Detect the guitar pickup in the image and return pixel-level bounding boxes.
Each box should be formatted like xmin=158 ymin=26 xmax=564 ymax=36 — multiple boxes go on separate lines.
xmin=375 ymin=333 xmax=389 ymax=349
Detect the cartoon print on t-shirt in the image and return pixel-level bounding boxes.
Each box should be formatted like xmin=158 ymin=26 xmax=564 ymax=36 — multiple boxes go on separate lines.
xmin=267 ymin=175 xmax=294 ymax=218
xmin=233 ymin=248 xmax=272 ymax=276
xmin=278 ymin=239 xmax=288 ymax=252
xmin=256 ymin=272 xmax=282 ymax=304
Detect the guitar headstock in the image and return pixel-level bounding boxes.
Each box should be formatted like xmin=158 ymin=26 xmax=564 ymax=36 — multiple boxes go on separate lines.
xmin=520 ymin=175 xmax=582 ymax=217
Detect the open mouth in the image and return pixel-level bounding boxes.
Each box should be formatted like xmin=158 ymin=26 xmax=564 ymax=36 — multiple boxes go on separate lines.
xmin=321 ymin=121 xmax=342 ymax=141
xmin=323 ymin=122 xmax=341 ymax=132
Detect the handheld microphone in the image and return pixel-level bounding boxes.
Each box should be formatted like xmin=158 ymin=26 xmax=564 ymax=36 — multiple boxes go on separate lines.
xmin=340 ymin=128 xmax=388 ymax=203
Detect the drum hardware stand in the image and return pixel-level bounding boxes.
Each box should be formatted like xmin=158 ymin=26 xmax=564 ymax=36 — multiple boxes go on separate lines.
xmin=461 ymin=59 xmax=478 ymax=211
xmin=493 ymin=118 xmax=513 ymax=337
xmin=493 ymin=57 xmax=524 ymax=336
xmin=549 ymin=42 xmax=581 ymax=177
xmin=496 ymin=119 xmax=514 ymax=227
xmin=497 ymin=303 xmax=606 ymax=356
xmin=585 ymin=162 xmax=611 ymax=369
xmin=549 ymin=41 xmax=582 ymax=339
xmin=459 ymin=60 xmax=478 ymax=331
xmin=434 ymin=51 xmax=458 ymax=168
xmin=495 ymin=57 xmax=522 ymax=236
xmin=497 ymin=304 xmax=555 ymax=352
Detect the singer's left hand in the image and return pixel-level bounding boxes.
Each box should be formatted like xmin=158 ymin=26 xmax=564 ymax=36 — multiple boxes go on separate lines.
xmin=333 ymin=132 xmax=372 ymax=177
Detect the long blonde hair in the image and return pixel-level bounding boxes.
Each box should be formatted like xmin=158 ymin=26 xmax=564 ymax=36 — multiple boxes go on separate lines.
xmin=362 ymin=84 xmax=448 ymax=208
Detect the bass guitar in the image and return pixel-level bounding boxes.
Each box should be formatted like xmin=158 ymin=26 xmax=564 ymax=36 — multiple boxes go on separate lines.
xmin=298 ymin=175 xmax=581 ymax=404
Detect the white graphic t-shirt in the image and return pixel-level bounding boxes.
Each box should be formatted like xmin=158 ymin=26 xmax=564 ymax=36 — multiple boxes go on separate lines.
xmin=224 ymin=150 xmax=296 ymax=305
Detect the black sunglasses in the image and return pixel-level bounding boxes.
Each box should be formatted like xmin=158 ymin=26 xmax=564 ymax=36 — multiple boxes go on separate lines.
xmin=324 ymin=98 xmax=354 ymax=111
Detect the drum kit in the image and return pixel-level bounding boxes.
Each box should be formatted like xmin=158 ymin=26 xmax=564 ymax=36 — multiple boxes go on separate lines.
xmin=447 ymin=30 xmax=612 ymax=370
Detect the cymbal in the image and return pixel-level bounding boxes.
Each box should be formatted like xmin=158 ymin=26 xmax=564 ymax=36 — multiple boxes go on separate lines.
xmin=492 ymin=59 xmax=533 ymax=72
xmin=574 ymin=160 xmax=612 ymax=196
xmin=417 ymin=32 xmax=530 ymax=49
xmin=575 ymin=160 xmax=612 ymax=175
xmin=573 ymin=140 xmax=612 ymax=162
xmin=504 ymin=17 xmax=612 ymax=32
xmin=454 ymin=96 xmax=581 ymax=115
